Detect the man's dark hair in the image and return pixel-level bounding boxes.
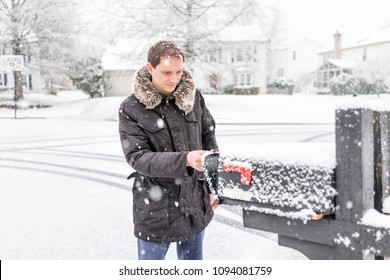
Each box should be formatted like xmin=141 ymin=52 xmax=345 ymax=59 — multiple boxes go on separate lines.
xmin=147 ymin=41 xmax=185 ymax=68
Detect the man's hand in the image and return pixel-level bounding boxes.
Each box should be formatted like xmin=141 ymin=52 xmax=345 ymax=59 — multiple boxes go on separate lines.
xmin=210 ymin=194 xmax=218 ymax=209
xmin=186 ymin=150 xmax=214 ymax=171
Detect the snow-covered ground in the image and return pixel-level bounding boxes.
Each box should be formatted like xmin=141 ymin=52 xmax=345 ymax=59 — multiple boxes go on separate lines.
xmin=0 ymin=119 xmax=306 ymax=260
xmin=1 ymin=91 xmax=389 ymax=260
xmin=2 ymin=90 xmax=390 ymax=123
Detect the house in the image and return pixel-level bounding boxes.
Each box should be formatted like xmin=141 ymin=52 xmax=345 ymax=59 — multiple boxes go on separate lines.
xmin=315 ymin=59 xmax=358 ymax=88
xmin=191 ymin=25 xmax=269 ymax=94
xmin=0 ymin=40 xmax=43 ymax=93
xmin=101 ymin=25 xmax=270 ymax=96
xmin=315 ymin=27 xmax=390 ymax=91
xmin=101 ymin=38 xmax=151 ymax=97
xmin=318 ymin=27 xmax=390 ymax=64
xmin=268 ymin=37 xmax=322 ymax=92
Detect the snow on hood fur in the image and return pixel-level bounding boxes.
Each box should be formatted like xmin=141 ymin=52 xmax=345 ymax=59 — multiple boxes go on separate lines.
xmin=132 ymin=66 xmax=196 ymax=114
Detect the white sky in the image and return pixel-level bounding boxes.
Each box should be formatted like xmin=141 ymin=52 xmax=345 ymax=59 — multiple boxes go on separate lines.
xmin=273 ymin=0 xmax=390 ymax=45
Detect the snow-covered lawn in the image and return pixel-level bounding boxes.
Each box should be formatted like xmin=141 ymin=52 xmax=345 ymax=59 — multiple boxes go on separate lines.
xmin=2 ymin=90 xmax=389 ymax=123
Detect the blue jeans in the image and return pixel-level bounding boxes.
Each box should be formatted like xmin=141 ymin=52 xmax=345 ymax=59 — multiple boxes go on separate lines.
xmin=137 ymin=221 xmax=205 ymax=260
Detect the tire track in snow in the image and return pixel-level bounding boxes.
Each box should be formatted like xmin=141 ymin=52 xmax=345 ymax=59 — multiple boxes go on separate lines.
xmin=1 ymin=128 xmax=320 ymax=239
xmin=300 ymin=132 xmax=335 ymax=142
xmin=5 ymin=149 xmax=124 ymax=162
xmin=0 ymin=157 xmax=126 ymax=178
xmin=0 ymin=140 xmax=118 ymax=152
xmin=0 ymin=135 xmax=117 ymax=145
xmin=0 ymin=163 xmax=131 ymax=192
xmin=0 ymin=160 xmax=269 ymax=238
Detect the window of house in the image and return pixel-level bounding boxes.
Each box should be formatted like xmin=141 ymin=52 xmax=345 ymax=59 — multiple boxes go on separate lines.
xmin=245 ymin=46 xmax=251 ymax=62
xmin=0 ymin=73 xmax=7 ymax=86
xmin=1 ymin=44 xmax=7 ymax=55
xmin=22 ymin=54 xmax=32 ymax=63
xmin=293 ymin=51 xmax=296 ymax=61
xmin=236 ymin=47 xmax=243 ymax=62
xmin=29 ymin=74 xmax=33 ymax=90
xmin=209 ymin=51 xmax=217 ymax=62
xmin=22 ymin=74 xmax=27 ymax=88
xmin=362 ymin=48 xmax=367 ymax=61
xmin=240 ymin=74 xmax=245 ymax=85
xmin=245 ymin=74 xmax=251 ymax=86
xmin=277 ymin=68 xmax=284 ymax=77
xmin=237 ymin=73 xmax=251 ymax=86
xmin=17 ymin=74 xmax=32 ymax=90
xmin=209 ymin=48 xmax=221 ymax=62
xmin=253 ymin=46 xmax=257 ymax=62
xmin=323 ymin=53 xmax=331 ymax=63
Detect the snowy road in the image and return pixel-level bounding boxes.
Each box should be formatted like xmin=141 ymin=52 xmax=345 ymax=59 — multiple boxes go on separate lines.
xmin=216 ymin=123 xmax=334 ymax=146
xmin=0 ymin=119 xmax=321 ymax=260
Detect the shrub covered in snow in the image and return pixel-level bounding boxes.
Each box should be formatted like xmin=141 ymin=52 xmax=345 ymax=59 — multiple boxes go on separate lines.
xmin=224 ymin=84 xmax=260 ymax=95
xmin=267 ymin=79 xmax=294 ymax=95
xmin=67 ymin=57 xmax=107 ymax=98
xmin=330 ymin=72 xmax=389 ymax=96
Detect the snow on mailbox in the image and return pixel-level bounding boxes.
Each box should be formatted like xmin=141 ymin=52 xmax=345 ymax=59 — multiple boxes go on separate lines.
xmin=203 ymin=142 xmax=337 ymax=220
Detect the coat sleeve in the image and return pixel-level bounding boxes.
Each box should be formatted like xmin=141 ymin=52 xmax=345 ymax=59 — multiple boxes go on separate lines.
xmin=118 ymin=100 xmax=189 ymax=178
xmin=198 ymin=91 xmax=218 ymax=151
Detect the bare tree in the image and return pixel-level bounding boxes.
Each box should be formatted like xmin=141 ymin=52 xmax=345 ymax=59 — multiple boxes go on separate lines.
xmin=0 ymin=0 xmax=79 ymax=100
xmin=92 ymin=0 xmax=264 ymax=60
xmin=83 ymin=0 xmax=287 ymax=80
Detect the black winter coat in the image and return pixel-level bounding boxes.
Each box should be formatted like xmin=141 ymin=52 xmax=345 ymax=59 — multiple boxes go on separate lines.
xmin=119 ymin=66 xmax=218 ymax=243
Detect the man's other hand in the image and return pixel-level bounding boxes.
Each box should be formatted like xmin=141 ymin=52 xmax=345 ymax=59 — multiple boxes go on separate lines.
xmin=186 ymin=150 xmax=211 ymax=171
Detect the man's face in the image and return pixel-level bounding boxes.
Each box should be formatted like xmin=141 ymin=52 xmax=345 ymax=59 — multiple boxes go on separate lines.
xmin=147 ymin=56 xmax=184 ymax=95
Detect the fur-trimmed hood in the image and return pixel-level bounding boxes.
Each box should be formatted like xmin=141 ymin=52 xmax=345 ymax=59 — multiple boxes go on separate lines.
xmin=132 ymin=66 xmax=196 ymax=114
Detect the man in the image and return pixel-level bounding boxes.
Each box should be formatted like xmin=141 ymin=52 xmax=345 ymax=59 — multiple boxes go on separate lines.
xmin=119 ymin=41 xmax=218 ymax=260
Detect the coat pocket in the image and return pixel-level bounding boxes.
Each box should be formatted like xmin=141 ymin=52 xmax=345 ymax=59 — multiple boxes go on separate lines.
xmin=198 ymin=179 xmax=213 ymax=215
xmin=132 ymin=181 xmax=170 ymax=231
xmin=184 ymin=111 xmax=201 ymax=150
xmin=137 ymin=115 xmax=166 ymax=133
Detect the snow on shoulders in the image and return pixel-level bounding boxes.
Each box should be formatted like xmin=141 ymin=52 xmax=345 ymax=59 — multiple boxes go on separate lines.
xmin=222 ymin=142 xmax=336 ymax=169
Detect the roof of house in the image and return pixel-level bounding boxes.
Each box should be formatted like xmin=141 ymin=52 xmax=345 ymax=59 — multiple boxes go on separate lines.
xmin=272 ymin=37 xmax=323 ymax=51
xmin=212 ymin=25 xmax=268 ymax=42
xmin=317 ymin=59 xmax=358 ymax=71
xmin=319 ymin=25 xmax=390 ymax=54
xmin=101 ymin=38 xmax=151 ymax=71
